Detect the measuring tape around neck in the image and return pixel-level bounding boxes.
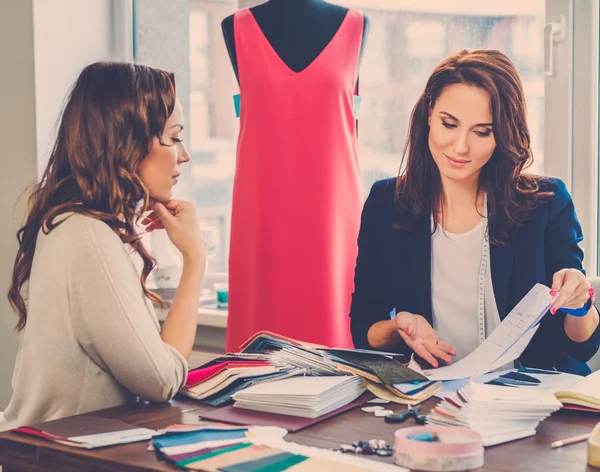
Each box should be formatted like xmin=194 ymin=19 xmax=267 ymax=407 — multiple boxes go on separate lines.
xmin=433 ymin=193 xmax=489 ymax=346
xmin=477 ymin=193 xmax=490 ymax=345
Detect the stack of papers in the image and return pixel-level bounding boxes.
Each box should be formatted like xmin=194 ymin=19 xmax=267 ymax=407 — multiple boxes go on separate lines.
xmin=232 ymin=376 xmax=367 ymax=418
xmin=427 ymin=382 xmax=562 ymax=446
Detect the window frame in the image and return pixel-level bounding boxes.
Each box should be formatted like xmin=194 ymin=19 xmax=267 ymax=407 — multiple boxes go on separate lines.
xmin=545 ymin=0 xmax=599 ymax=276
xmin=133 ymin=0 xmax=600 ymax=310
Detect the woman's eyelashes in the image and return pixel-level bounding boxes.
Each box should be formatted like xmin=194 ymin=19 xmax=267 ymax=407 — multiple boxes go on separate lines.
xmin=441 ymin=120 xmax=492 ymax=137
xmin=171 ymin=136 xmax=183 ymax=143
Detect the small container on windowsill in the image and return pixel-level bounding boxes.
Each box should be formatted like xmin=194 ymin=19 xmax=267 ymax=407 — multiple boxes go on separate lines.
xmin=214 ymin=282 xmax=229 ymax=308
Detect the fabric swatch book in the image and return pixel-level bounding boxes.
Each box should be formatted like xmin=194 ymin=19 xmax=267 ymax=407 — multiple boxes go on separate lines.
xmin=325 ymin=349 xmax=427 ymax=384
xmin=185 ymin=331 xmax=435 ymax=409
xmin=231 ymin=376 xmax=367 ymax=418
xmin=180 ymin=351 xmax=306 ymax=405
xmin=238 ymin=331 xmax=327 ymax=352
xmin=241 ymin=331 xmax=431 ymax=388
xmin=13 ymin=416 xmax=156 ymax=449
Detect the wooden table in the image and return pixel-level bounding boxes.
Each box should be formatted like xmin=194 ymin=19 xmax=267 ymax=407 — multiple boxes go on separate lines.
xmin=0 ymin=396 xmax=597 ymax=471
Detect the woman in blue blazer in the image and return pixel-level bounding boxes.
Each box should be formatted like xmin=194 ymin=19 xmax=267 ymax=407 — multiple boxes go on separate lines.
xmin=350 ymin=50 xmax=600 ymax=375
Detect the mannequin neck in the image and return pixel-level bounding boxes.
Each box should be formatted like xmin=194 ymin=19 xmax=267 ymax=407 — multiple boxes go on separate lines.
xmin=264 ymin=0 xmax=325 ymax=10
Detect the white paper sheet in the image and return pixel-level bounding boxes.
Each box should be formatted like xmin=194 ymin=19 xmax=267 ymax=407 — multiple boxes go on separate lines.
xmin=415 ymin=284 xmax=555 ymax=381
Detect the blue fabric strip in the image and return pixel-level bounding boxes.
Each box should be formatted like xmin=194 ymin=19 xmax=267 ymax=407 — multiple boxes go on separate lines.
xmin=353 ymin=94 xmax=362 ymax=119
xmin=234 ymin=93 xmax=241 ymax=118
xmin=220 ymin=452 xmax=303 ymax=472
xmin=153 ymin=429 xmax=247 ymax=449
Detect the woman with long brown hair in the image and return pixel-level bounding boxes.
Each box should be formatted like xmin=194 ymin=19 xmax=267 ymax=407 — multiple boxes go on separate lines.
xmin=350 ymin=49 xmax=600 ymax=374
xmin=1 ymin=62 xmax=205 ymax=430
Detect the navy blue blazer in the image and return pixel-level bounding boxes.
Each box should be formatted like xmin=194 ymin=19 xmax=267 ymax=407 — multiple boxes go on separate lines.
xmin=349 ymin=177 xmax=600 ymax=374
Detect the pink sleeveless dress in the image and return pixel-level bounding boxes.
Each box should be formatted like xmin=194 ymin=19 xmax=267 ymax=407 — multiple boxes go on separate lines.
xmin=226 ymin=8 xmax=364 ymax=351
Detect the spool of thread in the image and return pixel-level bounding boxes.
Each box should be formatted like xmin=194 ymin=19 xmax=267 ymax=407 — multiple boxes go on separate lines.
xmin=589 ymin=422 xmax=600 ymax=468
xmin=394 ymin=426 xmax=484 ymax=472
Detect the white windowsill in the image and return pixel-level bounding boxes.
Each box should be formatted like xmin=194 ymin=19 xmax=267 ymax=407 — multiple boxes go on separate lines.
xmin=152 ymin=273 xmax=229 ymax=328
xmin=155 ymin=306 xmax=228 ymax=329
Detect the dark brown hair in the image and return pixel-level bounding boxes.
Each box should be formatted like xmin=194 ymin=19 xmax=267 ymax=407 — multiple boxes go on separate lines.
xmin=395 ymin=49 xmax=551 ymax=243
xmin=8 ymin=61 xmax=176 ymax=330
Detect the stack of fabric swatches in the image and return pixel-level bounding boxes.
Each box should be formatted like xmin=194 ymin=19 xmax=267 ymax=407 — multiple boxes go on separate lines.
xmin=179 ymin=353 xmax=305 ymax=406
xmin=181 ymin=331 xmax=440 ymax=409
xmin=150 ymin=422 xmax=405 ymax=471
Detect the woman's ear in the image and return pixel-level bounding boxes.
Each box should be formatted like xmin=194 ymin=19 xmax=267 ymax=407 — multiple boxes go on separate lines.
xmin=427 ymin=106 xmax=433 ymax=127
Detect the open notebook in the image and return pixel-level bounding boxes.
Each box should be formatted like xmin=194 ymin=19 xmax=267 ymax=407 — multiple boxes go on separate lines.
xmin=554 ymin=369 xmax=600 ymax=411
xmin=434 ymin=368 xmax=600 ymax=413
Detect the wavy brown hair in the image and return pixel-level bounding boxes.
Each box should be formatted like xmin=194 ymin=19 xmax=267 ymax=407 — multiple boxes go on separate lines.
xmin=8 ymin=61 xmax=175 ymax=330
xmin=395 ymin=49 xmax=552 ymax=244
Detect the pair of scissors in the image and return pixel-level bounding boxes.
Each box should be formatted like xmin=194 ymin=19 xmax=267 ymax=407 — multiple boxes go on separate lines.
xmin=384 ymin=405 xmax=427 ymax=425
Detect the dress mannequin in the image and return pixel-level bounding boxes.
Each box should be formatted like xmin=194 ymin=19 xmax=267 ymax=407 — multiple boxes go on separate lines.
xmin=222 ymin=0 xmax=370 ymax=351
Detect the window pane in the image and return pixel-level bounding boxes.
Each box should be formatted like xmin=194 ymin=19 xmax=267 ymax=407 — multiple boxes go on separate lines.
xmin=189 ymin=0 xmax=545 ymax=276
xmin=339 ymin=0 xmax=545 ymax=195
xmin=190 ymin=1 xmax=239 ymax=274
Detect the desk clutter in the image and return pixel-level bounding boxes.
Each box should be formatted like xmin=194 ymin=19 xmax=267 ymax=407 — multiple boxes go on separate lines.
xmin=150 ymin=422 xmax=404 ymax=471
xmin=182 ymin=283 xmax=563 ymax=421
xmin=179 ymin=285 xmax=599 ymax=450
xmin=8 ymin=284 xmax=600 ymax=471
xmin=181 ymin=331 xmax=435 ymax=411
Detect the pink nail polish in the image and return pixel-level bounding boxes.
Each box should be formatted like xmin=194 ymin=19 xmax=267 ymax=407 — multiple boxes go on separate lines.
xmin=550 ymin=289 xmax=557 ymax=296
xmin=550 ymin=306 xmax=557 ymax=315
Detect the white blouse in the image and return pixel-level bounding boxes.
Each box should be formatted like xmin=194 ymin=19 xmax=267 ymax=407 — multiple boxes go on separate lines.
xmin=431 ymin=218 xmax=502 ymax=362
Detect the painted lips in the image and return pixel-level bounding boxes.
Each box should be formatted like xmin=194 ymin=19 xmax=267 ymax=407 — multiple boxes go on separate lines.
xmin=445 ymin=154 xmax=470 ymax=168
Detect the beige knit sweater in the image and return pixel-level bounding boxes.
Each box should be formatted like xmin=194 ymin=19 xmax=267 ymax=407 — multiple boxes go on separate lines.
xmin=0 ymin=214 xmax=188 ymax=431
